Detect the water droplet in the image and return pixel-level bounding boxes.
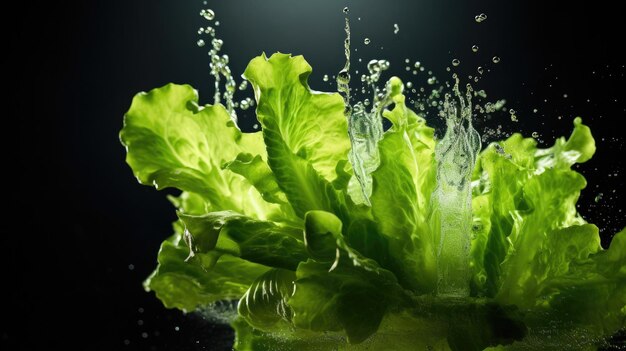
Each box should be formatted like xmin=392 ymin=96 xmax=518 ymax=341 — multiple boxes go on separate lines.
xmin=492 ymin=56 xmax=501 ymax=63
xmin=197 ymin=39 xmax=206 ymax=47
xmin=477 ymin=66 xmax=484 ymax=75
xmin=393 ymin=23 xmax=400 ymax=34
xmin=343 ymin=6 xmax=349 ymax=14
xmin=367 ymin=59 xmax=381 ymax=73
xmin=240 ymin=99 xmax=250 ymax=110
xmin=406 ymin=81 xmax=413 ymax=88
xmin=364 ymin=38 xmax=371 ymax=45
xmin=198 ymin=27 xmax=205 ymax=35
xmin=214 ymin=21 xmax=220 ymax=26
xmin=405 ymin=58 xmax=410 ymax=64
xmin=532 ymin=131 xmax=539 ymax=138
xmin=412 ymin=70 xmax=418 ymax=75
xmin=427 ymin=77 xmax=436 ymax=85
xmin=594 ymin=193 xmax=603 ymax=202
xmin=200 ymin=9 xmax=215 ymax=21
xmin=378 ymin=60 xmax=390 ymax=70
xmin=238 ymin=80 xmax=248 ymax=91
xmin=475 ymin=13 xmax=487 ymax=23
xmin=533 ymin=108 xmax=538 ymax=113
xmin=212 ymin=38 xmax=223 ymax=50
xmin=364 ymin=98 xmax=370 ymax=106
xmin=414 ymin=61 xmax=421 ymax=68
xmin=323 ymin=74 xmax=329 ymax=82
xmin=452 ymin=58 xmax=460 ymax=66
xmin=472 ymin=45 xmax=479 ymax=52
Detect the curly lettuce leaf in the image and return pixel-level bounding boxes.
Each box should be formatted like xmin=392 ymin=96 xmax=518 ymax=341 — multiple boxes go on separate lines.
xmin=144 ymin=233 xmax=269 ymax=312
xmin=370 ymin=78 xmax=437 ymax=293
xmin=244 ymin=53 xmax=350 ymax=219
xmin=120 ymin=83 xmax=287 ymax=222
xmin=179 ymin=211 xmax=308 ymax=271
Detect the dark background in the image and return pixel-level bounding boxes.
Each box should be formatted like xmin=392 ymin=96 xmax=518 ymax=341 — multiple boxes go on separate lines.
xmin=5 ymin=0 xmax=624 ymax=350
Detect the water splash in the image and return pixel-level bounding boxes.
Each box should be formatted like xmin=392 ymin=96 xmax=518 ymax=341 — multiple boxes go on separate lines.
xmin=431 ymin=75 xmax=481 ymax=296
xmin=198 ymin=9 xmax=238 ymax=123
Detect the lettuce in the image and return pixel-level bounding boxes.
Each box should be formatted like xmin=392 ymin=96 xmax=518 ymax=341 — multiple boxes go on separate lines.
xmin=121 ymin=53 xmax=625 ymax=350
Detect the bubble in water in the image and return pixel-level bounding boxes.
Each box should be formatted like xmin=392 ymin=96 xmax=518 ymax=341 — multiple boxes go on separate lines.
xmin=477 ymin=66 xmax=484 ymax=75
xmin=323 ymin=74 xmax=329 ymax=82
xmin=452 ymin=59 xmax=460 ymax=66
xmin=472 ymin=45 xmax=479 ymax=52
xmin=414 ymin=61 xmax=421 ymax=68
xmin=343 ymin=6 xmax=349 ymax=14
xmin=532 ymin=131 xmax=539 ymax=138
xmin=198 ymin=27 xmax=205 ymax=35
xmin=406 ymin=81 xmax=413 ymax=88
xmin=427 ymin=77 xmax=436 ymax=85
xmin=509 ymin=109 xmax=518 ymax=122
xmin=475 ymin=13 xmax=487 ymax=23
xmin=197 ymin=39 xmax=206 ymax=47
xmin=492 ymin=56 xmax=501 ymax=63
xmin=200 ymin=9 xmax=215 ymax=21
xmin=364 ymin=38 xmax=371 ymax=45
xmin=215 ymin=21 xmax=220 ymax=26
xmin=393 ymin=23 xmax=400 ymax=34
xmin=405 ymin=58 xmax=410 ymax=64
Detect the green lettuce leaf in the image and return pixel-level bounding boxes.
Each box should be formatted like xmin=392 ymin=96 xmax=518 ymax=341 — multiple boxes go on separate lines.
xmin=120 ymin=83 xmax=286 ymax=222
xmin=179 ymin=211 xmax=308 ymax=271
xmin=244 ymin=53 xmax=350 ymax=219
xmin=370 ymin=78 xmax=437 ymax=293
xmin=144 ymin=233 xmax=269 ymax=312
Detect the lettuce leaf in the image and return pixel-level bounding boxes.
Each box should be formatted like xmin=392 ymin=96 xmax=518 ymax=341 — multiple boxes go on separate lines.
xmin=122 ymin=54 xmax=625 ymax=350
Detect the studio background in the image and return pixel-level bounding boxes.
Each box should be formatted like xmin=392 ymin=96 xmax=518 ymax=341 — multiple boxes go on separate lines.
xmin=5 ymin=0 xmax=624 ymax=350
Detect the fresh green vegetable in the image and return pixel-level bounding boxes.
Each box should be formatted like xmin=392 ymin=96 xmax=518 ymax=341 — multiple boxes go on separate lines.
xmin=121 ymin=53 xmax=625 ymax=350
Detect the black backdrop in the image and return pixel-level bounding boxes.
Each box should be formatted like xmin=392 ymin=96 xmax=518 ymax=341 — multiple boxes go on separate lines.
xmin=5 ymin=1 xmax=625 ymax=350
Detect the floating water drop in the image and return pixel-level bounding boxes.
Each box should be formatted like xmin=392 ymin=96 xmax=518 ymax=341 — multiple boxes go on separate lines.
xmin=428 ymin=77 xmax=436 ymax=85
xmin=492 ymin=56 xmax=501 ymax=63
xmin=343 ymin=6 xmax=349 ymax=14
xmin=452 ymin=59 xmax=460 ymax=66
xmin=364 ymin=38 xmax=371 ymax=45
xmin=323 ymin=74 xmax=329 ymax=82
xmin=200 ymin=9 xmax=215 ymax=21
xmin=405 ymin=58 xmax=410 ymax=64
xmin=198 ymin=27 xmax=205 ymax=35
xmin=475 ymin=13 xmax=487 ymax=23
xmin=406 ymin=81 xmax=413 ymax=88
xmin=595 ymin=193 xmax=603 ymax=202
xmin=477 ymin=66 xmax=484 ymax=75
xmin=472 ymin=45 xmax=479 ymax=52
xmin=393 ymin=23 xmax=400 ymax=34
xmin=197 ymin=39 xmax=206 ymax=47
xmin=414 ymin=61 xmax=421 ymax=68
xmin=532 ymin=131 xmax=539 ymax=138
xmin=238 ymin=80 xmax=248 ymax=90
xmin=212 ymin=38 xmax=223 ymax=50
